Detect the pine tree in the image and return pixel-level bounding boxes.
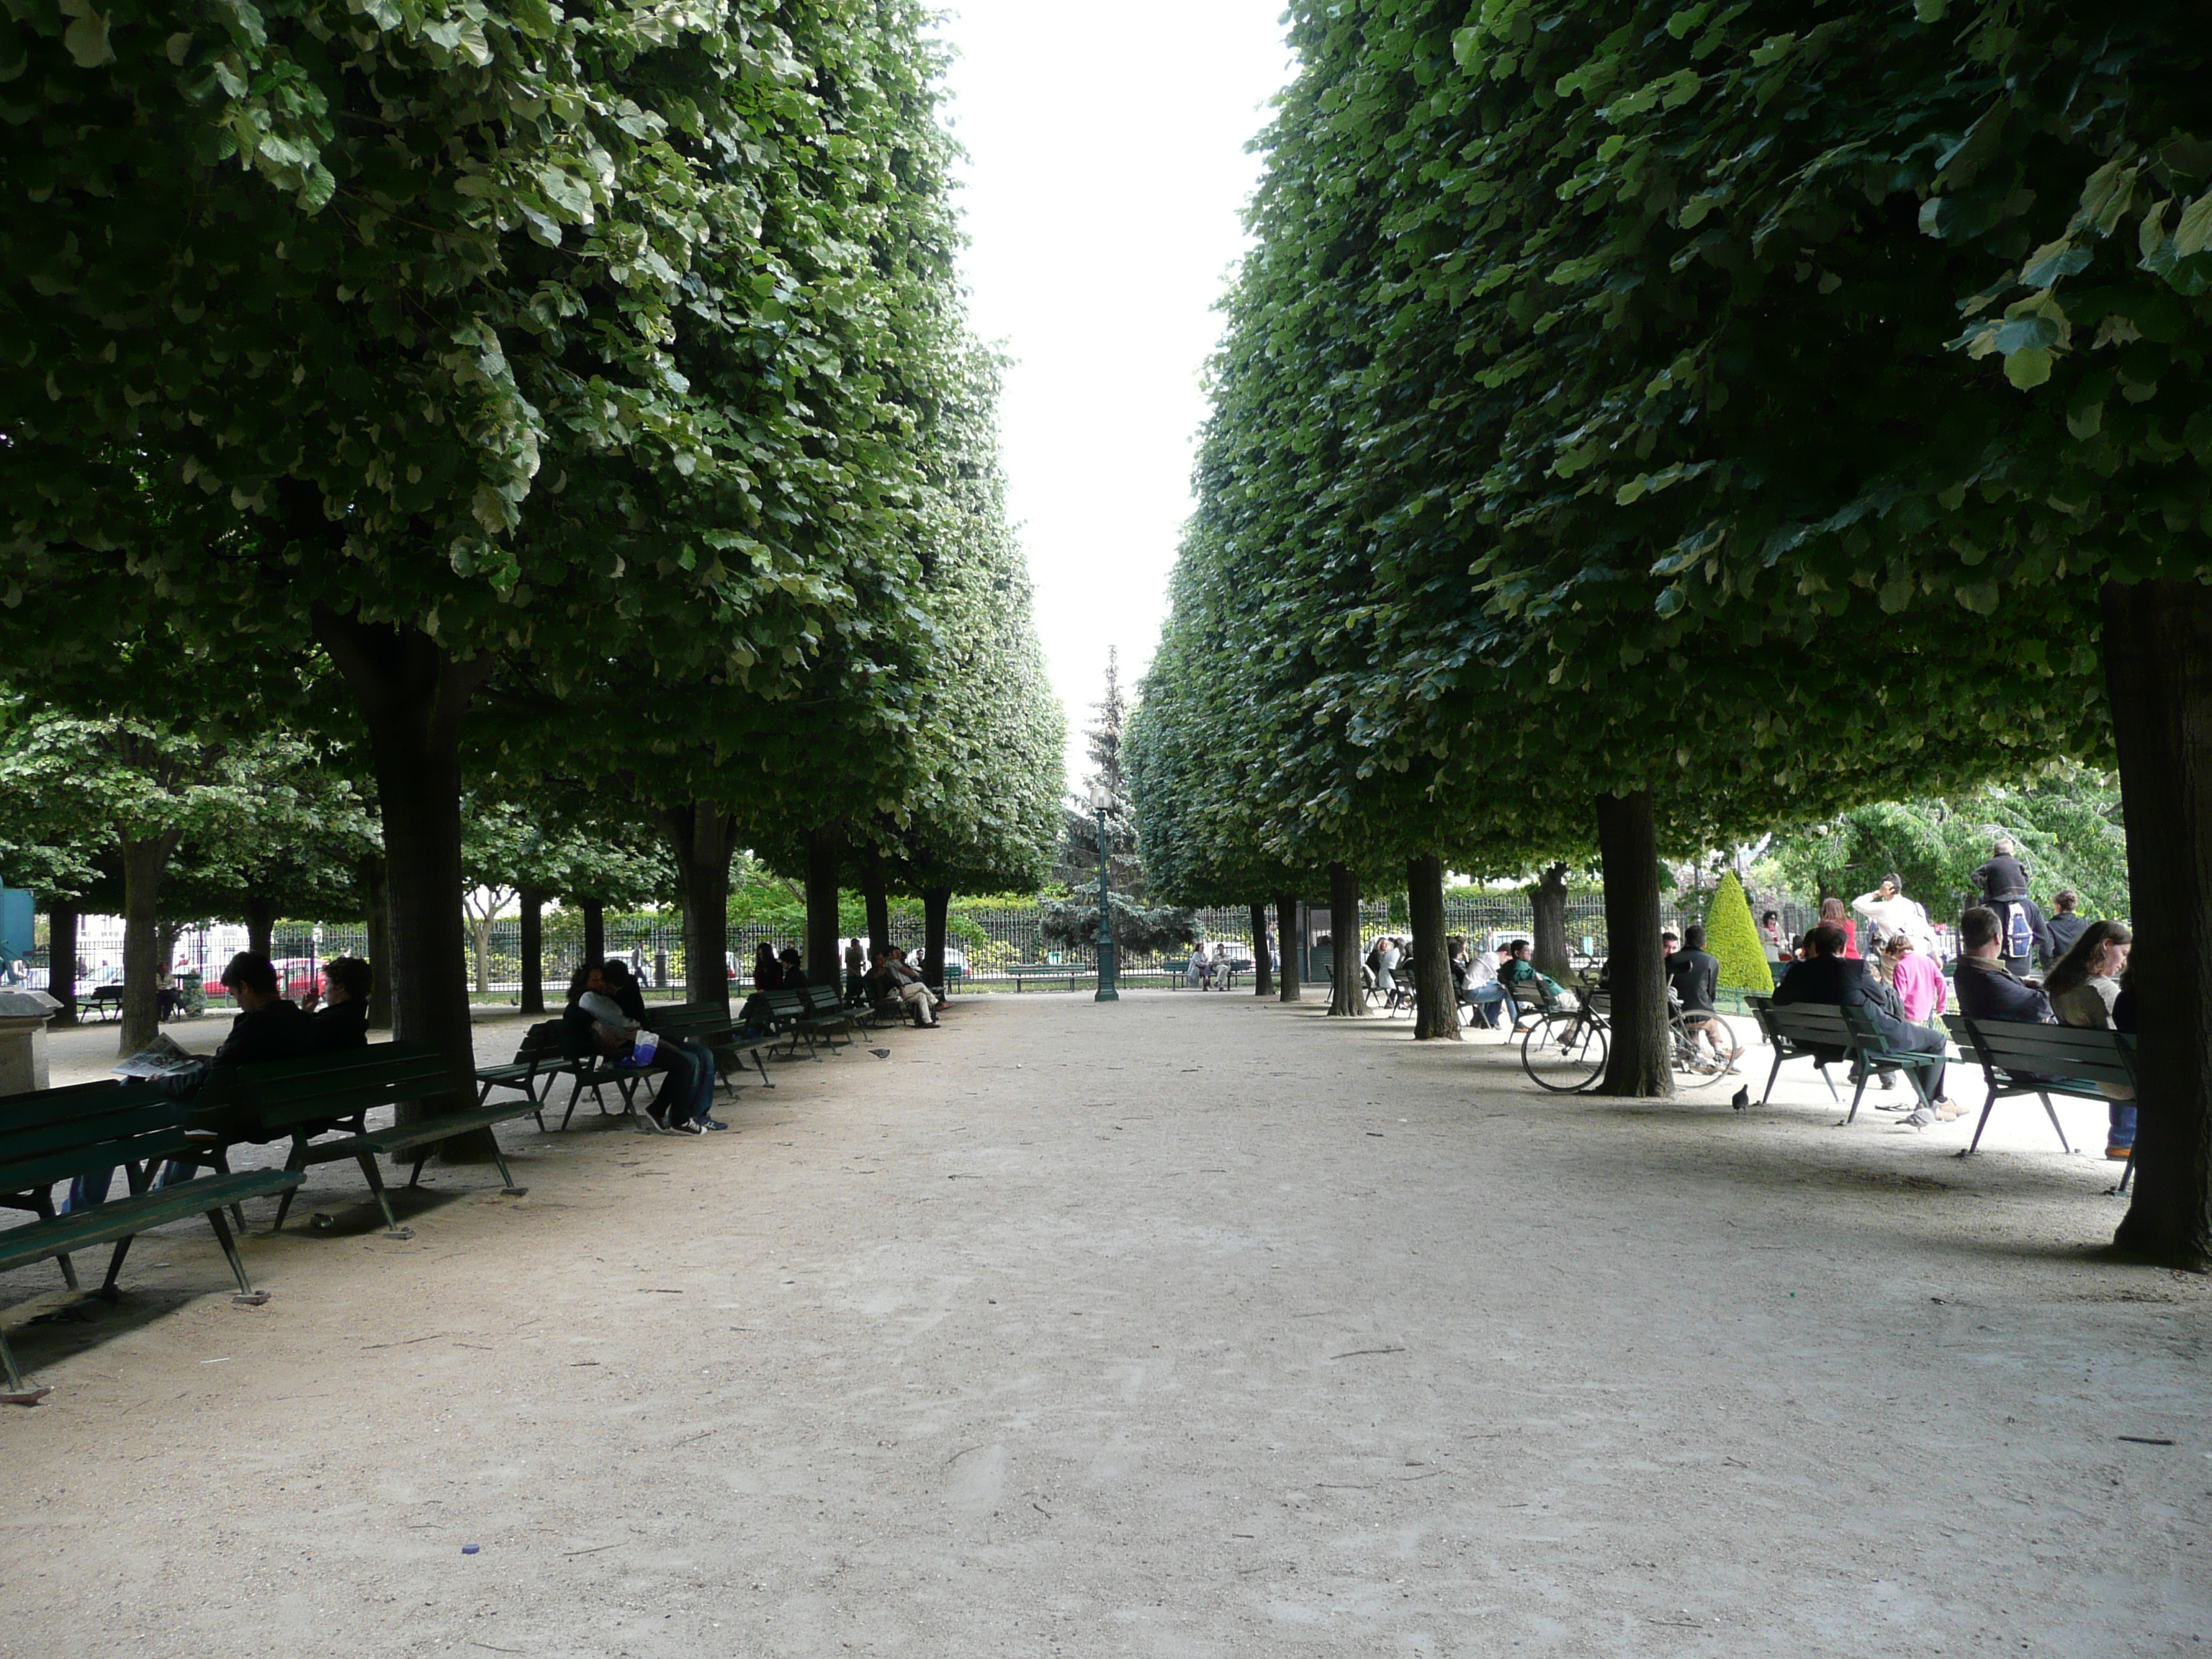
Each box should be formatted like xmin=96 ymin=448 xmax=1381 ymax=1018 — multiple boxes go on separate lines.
xmin=1703 ymin=872 xmax=1773 ymax=997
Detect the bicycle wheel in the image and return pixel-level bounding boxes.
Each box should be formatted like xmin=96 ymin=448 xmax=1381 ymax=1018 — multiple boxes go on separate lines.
xmin=1524 ymin=1010 xmax=1608 ymax=1092
xmin=1669 ymin=1012 xmax=1738 ymax=1089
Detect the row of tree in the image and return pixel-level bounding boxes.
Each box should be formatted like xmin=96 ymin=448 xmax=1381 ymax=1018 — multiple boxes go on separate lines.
xmin=1125 ymin=1 xmax=2212 ymax=1267
xmin=0 ymin=1 xmax=1064 ymax=1123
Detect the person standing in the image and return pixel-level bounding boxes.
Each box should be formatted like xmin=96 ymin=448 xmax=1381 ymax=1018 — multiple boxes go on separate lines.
xmin=1759 ymin=910 xmax=1789 ymax=964
xmin=1851 ymin=875 xmax=1936 ymax=956
xmin=843 ymin=936 xmax=867 ymax=1004
xmin=2046 ymin=891 xmax=2090 ymax=958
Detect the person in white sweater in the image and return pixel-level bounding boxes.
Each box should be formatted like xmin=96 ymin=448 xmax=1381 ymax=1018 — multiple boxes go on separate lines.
xmin=1852 ymin=875 xmax=1938 ymax=955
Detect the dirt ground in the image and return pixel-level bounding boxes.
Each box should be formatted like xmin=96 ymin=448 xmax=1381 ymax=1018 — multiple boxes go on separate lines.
xmin=5 ymin=992 xmax=2208 ymax=1658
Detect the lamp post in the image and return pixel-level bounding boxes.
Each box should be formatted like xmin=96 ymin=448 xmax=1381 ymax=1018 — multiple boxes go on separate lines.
xmin=1090 ymin=782 xmax=1118 ymax=1002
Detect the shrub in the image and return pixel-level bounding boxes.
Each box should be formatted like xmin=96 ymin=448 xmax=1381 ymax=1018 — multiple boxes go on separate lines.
xmin=1703 ymin=872 xmax=1773 ymax=995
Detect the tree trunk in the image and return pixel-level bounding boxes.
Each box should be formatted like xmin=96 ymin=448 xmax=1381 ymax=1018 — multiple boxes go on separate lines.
xmin=1408 ymin=854 xmax=1459 ymax=1040
xmin=313 ymin=608 xmax=488 ymax=1143
xmin=117 ymin=832 xmax=181 ymax=1056
xmin=657 ymin=804 xmax=736 ymax=1014
xmin=47 ymin=901 xmax=78 ymax=1027
xmin=582 ymin=899 xmax=606 ymax=971
xmin=467 ymin=912 xmax=492 ymax=994
xmin=1327 ymin=863 xmax=1365 ymax=1017
xmin=1593 ymin=791 xmax=1671 ymax=1098
xmin=1249 ymin=902 xmax=1274 ymax=997
xmin=518 ymin=886 xmax=545 ymax=1014
xmin=1530 ymin=861 xmax=1573 ymax=981
xmin=1274 ymin=891 xmax=1301 ymax=1004
xmin=922 ymin=886 xmax=950 ymax=992
xmin=863 ymin=850 xmax=891 ymax=962
xmin=2103 ymin=578 xmax=2212 ymax=1269
xmin=243 ymin=896 xmax=276 ymax=963
xmin=361 ymin=855 xmax=393 ymax=1029
xmin=805 ymin=825 xmax=842 ymax=984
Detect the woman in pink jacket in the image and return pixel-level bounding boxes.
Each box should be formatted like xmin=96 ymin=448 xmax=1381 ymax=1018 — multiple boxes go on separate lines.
xmin=1881 ymin=934 xmax=1948 ymax=1025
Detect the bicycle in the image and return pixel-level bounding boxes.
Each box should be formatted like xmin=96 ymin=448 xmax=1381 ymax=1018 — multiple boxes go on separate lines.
xmin=1668 ymin=1002 xmax=1741 ymax=1089
xmin=1521 ymin=983 xmax=1610 ymax=1092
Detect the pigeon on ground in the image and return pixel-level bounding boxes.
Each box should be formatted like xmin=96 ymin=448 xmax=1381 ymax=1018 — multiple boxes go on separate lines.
xmin=1730 ymin=1086 xmax=1750 ymax=1111
xmin=870 ymin=1048 xmax=892 ymax=1059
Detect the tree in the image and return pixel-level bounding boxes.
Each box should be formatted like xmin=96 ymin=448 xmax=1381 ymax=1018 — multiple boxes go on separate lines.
xmin=4 ymin=0 xmax=976 ymax=1120
xmin=0 ymin=712 xmax=305 ymax=1051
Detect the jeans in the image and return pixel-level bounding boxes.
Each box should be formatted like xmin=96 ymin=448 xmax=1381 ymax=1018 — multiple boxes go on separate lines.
xmin=1460 ymin=984 xmax=1506 ymax=1028
xmin=2109 ymin=1102 xmax=2137 ymax=1151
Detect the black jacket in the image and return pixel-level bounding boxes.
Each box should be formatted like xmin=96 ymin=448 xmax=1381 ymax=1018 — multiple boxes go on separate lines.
xmin=1973 ymin=855 xmax=2032 ymax=902
xmin=1954 ymin=956 xmax=2054 ymax=1025
xmin=1666 ymin=948 xmax=1720 ymax=1014
xmin=310 ymin=997 xmax=369 ymax=1052
xmin=212 ymin=999 xmax=313 ymax=1066
xmin=1770 ymin=954 xmax=1871 ymax=1010
xmin=2046 ymin=912 xmax=2089 ymax=958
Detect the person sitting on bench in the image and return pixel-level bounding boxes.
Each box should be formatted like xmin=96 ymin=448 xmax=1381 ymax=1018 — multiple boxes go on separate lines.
xmin=213 ymin=953 xmax=315 ymax=1066
xmin=777 ymin=948 xmax=806 ymax=990
xmin=883 ymin=948 xmax=940 ymax=1028
xmin=1773 ymin=924 xmax=1955 ymax=1126
xmin=1953 ymin=907 xmax=2056 ymax=1026
xmin=601 ymin=959 xmax=725 ymax=1131
xmin=565 ymin=963 xmax=706 ymax=1135
xmin=311 ymin=956 xmax=373 ymax=1051
xmin=2041 ymin=919 xmax=2136 ymax=1161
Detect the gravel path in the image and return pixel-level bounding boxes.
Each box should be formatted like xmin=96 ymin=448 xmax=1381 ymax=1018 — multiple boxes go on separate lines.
xmin=5 ymin=991 xmax=2208 ymax=1657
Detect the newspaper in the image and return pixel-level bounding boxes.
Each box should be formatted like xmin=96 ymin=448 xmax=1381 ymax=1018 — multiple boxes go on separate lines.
xmin=112 ymin=1033 xmax=206 ymax=1080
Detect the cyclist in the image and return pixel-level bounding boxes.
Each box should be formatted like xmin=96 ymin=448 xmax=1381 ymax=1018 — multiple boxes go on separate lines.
xmin=1665 ymin=925 xmax=1742 ymax=1069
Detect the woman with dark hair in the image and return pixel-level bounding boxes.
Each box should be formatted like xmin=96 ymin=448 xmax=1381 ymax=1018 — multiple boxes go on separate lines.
xmin=601 ymin=961 xmax=725 ymax=1131
xmin=752 ymin=943 xmax=781 ymax=991
xmin=1817 ymin=896 xmax=1858 ymax=958
xmin=2044 ymin=920 xmax=2136 ymax=1160
xmin=563 ymin=961 xmax=709 ymax=1135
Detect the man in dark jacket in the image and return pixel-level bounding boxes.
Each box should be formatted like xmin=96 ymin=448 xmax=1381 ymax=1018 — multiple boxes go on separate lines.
xmin=213 ymin=952 xmax=314 ymax=1066
xmin=310 ymin=956 xmax=373 ymax=1051
xmin=2045 ymin=891 xmax=2089 ymax=959
xmin=1773 ymin=925 xmax=1951 ymax=1124
xmin=1665 ymin=924 xmax=1740 ymax=1066
xmin=1953 ymin=907 xmax=2057 ymax=1025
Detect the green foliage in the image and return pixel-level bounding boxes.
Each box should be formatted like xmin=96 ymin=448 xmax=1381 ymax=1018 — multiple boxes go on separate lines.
xmin=1701 ymin=873 xmax=1772 ymax=997
xmin=1038 ymin=882 xmax=1200 ymax=959
xmin=1766 ymin=771 xmax=2129 ymax=921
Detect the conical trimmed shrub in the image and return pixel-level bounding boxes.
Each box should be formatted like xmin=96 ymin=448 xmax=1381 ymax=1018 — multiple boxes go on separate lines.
xmin=1704 ymin=871 xmax=1773 ymax=994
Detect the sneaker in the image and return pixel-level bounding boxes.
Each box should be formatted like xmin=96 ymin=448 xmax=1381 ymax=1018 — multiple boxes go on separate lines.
xmin=637 ymin=1109 xmax=673 ymax=1136
xmin=698 ymin=1116 xmax=730 ymax=1131
xmin=1936 ymin=1103 xmax=1969 ymax=1122
xmin=671 ymin=1120 xmax=706 ymax=1136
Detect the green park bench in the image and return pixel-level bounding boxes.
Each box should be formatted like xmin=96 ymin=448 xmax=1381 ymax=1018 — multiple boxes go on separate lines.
xmin=475 ymin=1020 xmax=568 ymax=1117
xmin=644 ymin=1002 xmax=777 ymax=1090
xmin=1004 ymin=963 xmax=1087 ymax=992
xmin=765 ymin=986 xmax=855 ymax=1058
xmin=1943 ymin=1013 xmax=2136 ymax=1164
xmin=186 ymin=1045 xmax=534 ymax=1238
xmin=1746 ymin=994 xmax=1845 ymax=1105
xmin=81 ymin=986 xmax=124 ymax=1021
xmin=0 ymin=1079 xmax=300 ymax=1403
xmin=1756 ymin=1002 xmax=1940 ymax=1123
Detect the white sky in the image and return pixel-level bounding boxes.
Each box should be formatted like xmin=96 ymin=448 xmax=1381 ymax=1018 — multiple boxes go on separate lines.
xmin=932 ymin=2 xmax=1296 ymax=793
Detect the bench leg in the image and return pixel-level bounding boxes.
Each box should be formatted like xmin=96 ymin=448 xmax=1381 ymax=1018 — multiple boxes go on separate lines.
xmin=2038 ymin=1092 xmax=2074 ymax=1156
xmin=99 ymin=1233 xmax=135 ymax=1300
xmin=1759 ymin=1051 xmax=1784 ymax=1107
xmin=2116 ymin=1152 xmax=2136 ymax=1195
xmin=271 ymin=1142 xmax=311 ymax=1233
xmin=0 ymin=1323 xmax=48 ymax=1403
xmin=489 ymin=1143 xmax=525 ymax=1197
xmin=1962 ymin=1087 xmax=2000 ymax=1156
xmin=1844 ymin=1066 xmax=1869 ymax=1125
xmin=750 ymin=1050 xmax=774 ymax=1089
xmin=30 ymin=1192 xmax=79 ymax=1292
xmin=559 ymin=1074 xmax=585 ymax=1133
xmin=204 ymin=1204 xmax=259 ymax=1299
xmin=354 ymin=1151 xmax=411 ymax=1238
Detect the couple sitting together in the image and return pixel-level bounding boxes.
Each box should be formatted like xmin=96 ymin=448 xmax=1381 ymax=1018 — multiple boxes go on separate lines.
xmin=564 ymin=960 xmax=726 ymax=1135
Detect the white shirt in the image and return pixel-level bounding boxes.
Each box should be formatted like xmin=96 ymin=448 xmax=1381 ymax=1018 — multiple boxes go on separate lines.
xmin=1852 ymin=891 xmax=1937 ymax=952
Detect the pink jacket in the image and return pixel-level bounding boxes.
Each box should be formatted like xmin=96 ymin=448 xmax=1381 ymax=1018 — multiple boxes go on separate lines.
xmin=1890 ymin=952 xmax=1948 ymax=1023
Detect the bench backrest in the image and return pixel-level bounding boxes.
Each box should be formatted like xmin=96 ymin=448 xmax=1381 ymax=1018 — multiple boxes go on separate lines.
xmin=0 ymin=1080 xmax=192 ymax=1195
xmin=1964 ymin=1016 xmax=2135 ymax=1088
xmin=197 ymin=1043 xmax=455 ymax=1136
xmin=644 ymin=1004 xmax=734 ymax=1040
xmin=1763 ymin=1003 xmax=1853 ymax=1048
xmin=800 ymin=984 xmax=844 ymax=1015
xmin=507 ymin=1020 xmax=566 ymax=1064
xmin=765 ymin=989 xmax=807 ymax=1019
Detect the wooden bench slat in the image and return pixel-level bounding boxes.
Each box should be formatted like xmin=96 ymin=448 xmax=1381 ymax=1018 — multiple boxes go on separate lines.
xmin=303 ymin=1100 xmax=544 ymax=1164
xmin=0 ymin=1169 xmax=300 ymax=1272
